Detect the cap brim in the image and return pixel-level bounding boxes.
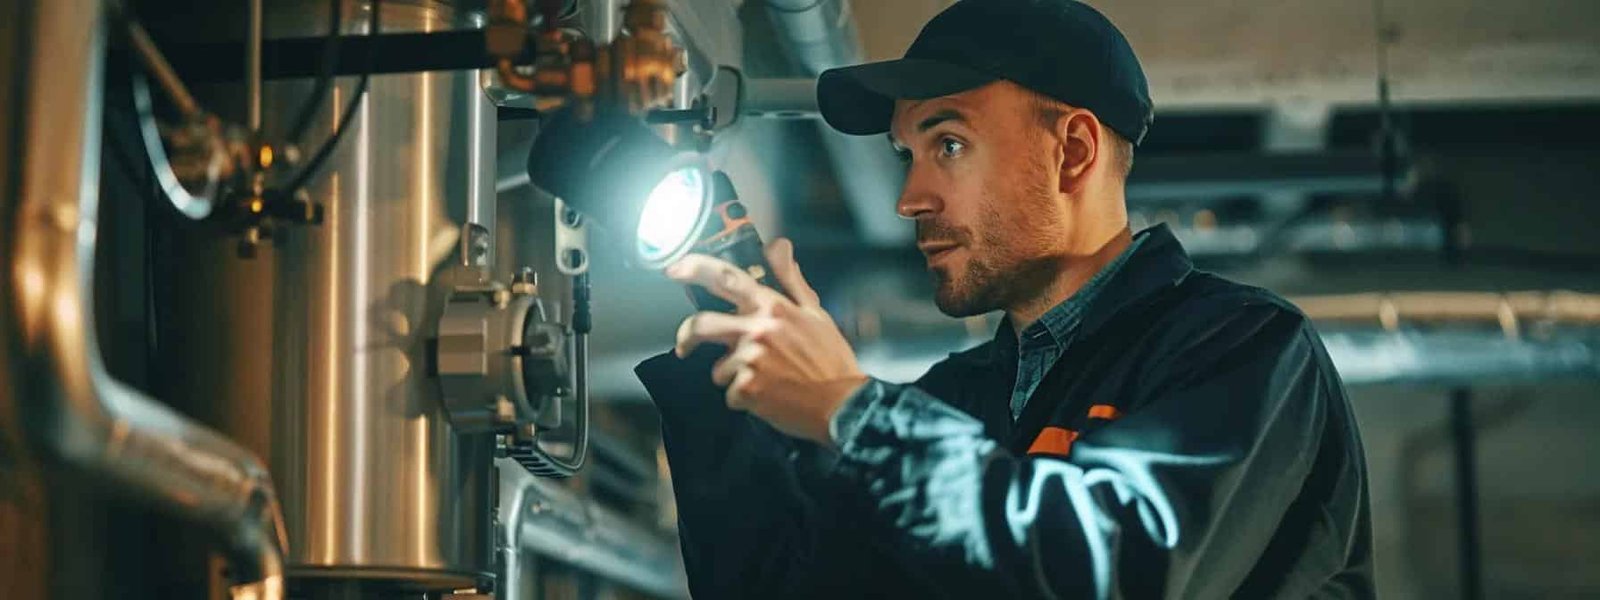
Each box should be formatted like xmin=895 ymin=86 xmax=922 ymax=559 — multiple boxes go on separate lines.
xmin=817 ymin=59 xmax=998 ymax=136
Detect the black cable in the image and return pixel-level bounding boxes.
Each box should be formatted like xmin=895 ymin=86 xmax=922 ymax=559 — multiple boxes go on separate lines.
xmin=283 ymin=0 xmax=379 ymax=194
xmin=283 ymin=0 xmax=343 ymax=148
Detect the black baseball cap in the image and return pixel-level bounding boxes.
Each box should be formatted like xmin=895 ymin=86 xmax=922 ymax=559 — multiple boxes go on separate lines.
xmin=817 ymin=0 xmax=1154 ymax=146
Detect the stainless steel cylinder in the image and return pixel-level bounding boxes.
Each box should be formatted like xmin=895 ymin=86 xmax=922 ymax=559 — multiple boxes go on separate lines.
xmin=159 ymin=0 xmax=498 ymax=592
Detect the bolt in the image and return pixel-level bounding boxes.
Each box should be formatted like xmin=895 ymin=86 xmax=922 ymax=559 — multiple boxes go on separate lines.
xmin=494 ymin=395 xmax=516 ymax=423
xmin=561 ymin=206 xmax=582 ymax=228
xmin=514 ymin=267 xmax=537 ymax=286
xmin=564 ymin=248 xmax=585 ymax=271
xmin=512 ymin=267 xmax=539 ymax=296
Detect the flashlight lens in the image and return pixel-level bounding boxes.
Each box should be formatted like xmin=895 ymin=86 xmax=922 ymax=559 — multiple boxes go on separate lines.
xmin=636 ymin=167 xmax=708 ymax=265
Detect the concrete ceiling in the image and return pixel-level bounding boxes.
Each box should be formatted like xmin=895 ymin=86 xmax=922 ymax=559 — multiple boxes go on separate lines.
xmin=851 ymin=0 xmax=1600 ymax=110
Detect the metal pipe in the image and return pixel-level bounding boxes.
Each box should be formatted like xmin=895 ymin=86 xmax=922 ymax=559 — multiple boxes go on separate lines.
xmin=1315 ymin=329 xmax=1598 ymax=386
xmin=1290 ymin=291 xmax=1600 ymax=328
xmin=248 ymin=0 xmax=263 ymax=131
xmin=764 ymin=0 xmax=862 ymax=74
xmin=1449 ymin=388 xmax=1484 ymax=600
xmin=1159 ymin=219 xmax=1442 ymax=257
xmin=1126 ymin=151 xmax=1399 ymax=201
xmin=4 ymin=1 xmax=286 ymax=597
xmin=743 ymin=77 xmax=820 ymax=118
xmin=471 ymin=69 xmax=499 ymax=264
xmin=131 ymin=72 xmax=222 ymax=220
xmin=579 ymin=0 xmax=622 ymax=44
xmin=496 ymin=458 xmax=686 ymax=599
xmin=847 ymin=292 xmax=1600 ymax=387
xmin=764 ymin=0 xmax=913 ymax=246
xmin=125 ymin=19 xmax=203 ymax=118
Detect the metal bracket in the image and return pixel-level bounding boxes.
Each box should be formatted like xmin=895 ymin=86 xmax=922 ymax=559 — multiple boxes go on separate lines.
xmin=554 ymin=197 xmax=588 ymax=275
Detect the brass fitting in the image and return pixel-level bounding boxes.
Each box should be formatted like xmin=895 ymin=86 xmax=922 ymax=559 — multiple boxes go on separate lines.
xmin=486 ymin=0 xmax=685 ymax=117
xmin=611 ymin=0 xmax=687 ymax=112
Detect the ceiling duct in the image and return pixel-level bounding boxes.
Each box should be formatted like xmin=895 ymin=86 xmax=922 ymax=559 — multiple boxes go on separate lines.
xmin=764 ymin=0 xmax=912 ymax=246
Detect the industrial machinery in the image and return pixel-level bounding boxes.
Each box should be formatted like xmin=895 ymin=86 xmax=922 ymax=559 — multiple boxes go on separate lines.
xmin=1 ymin=0 xmax=749 ymax=597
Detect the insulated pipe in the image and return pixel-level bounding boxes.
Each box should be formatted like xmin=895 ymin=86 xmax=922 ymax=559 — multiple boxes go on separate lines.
xmin=764 ymin=0 xmax=862 ymax=73
xmin=847 ymin=292 xmax=1600 ymax=387
xmin=743 ymin=77 xmax=821 ymax=118
xmin=1290 ymin=291 xmax=1600 ymax=331
xmin=764 ymin=0 xmax=912 ymax=246
xmin=2 ymin=2 xmax=286 ymax=598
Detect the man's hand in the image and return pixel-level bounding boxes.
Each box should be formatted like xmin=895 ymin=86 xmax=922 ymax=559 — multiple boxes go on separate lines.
xmin=666 ymin=238 xmax=868 ymax=446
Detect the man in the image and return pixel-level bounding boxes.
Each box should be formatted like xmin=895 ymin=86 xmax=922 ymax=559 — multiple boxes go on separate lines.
xmin=636 ymin=1 xmax=1373 ymax=597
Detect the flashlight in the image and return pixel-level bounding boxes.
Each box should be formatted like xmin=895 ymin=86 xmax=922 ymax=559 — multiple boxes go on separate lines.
xmin=525 ymin=106 xmax=714 ymax=270
xmin=685 ymin=171 xmax=784 ymax=313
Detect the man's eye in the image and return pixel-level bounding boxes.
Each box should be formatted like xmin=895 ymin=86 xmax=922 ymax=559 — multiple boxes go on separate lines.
xmin=939 ymin=137 xmax=966 ymax=158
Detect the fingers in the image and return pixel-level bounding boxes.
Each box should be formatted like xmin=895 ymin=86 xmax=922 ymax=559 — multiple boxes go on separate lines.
xmin=711 ymin=340 xmax=764 ymax=387
xmin=674 ymin=311 xmax=750 ymax=358
xmin=725 ymin=367 xmax=758 ymax=411
xmin=764 ymin=237 xmax=822 ymax=307
xmin=666 ymin=254 xmax=784 ymax=314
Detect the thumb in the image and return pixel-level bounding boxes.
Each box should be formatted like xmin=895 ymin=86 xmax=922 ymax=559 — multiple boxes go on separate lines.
xmin=765 ymin=237 xmax=821 ymax=307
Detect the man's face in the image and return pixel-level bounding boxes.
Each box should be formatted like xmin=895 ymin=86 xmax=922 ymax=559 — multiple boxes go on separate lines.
xmin=890 ymin=82 xmax=1069 ymax=318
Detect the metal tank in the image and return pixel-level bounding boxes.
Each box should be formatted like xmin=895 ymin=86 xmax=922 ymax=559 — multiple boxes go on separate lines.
xmin=157 ymin=0 xmax=498 ymax=593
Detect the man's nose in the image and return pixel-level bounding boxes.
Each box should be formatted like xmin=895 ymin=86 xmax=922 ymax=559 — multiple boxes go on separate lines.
xmin=895 ymin=168 xmax=942 ymax=220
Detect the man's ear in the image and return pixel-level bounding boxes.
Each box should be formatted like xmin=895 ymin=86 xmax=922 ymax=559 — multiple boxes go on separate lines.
xmin=1056 ymin=110 xmax=1101 ymax=194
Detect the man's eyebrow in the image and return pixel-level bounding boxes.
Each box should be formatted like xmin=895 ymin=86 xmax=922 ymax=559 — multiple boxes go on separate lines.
xmin=917 ymin=109 xmax=967 ymax=133
xmin=888 ymin=108 xmax=968 ymax=149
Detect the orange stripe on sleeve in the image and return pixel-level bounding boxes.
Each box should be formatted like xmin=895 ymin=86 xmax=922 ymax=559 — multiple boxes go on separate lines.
xmin=1087 ymin=404 xmax=1122 ymax=420
xmin=1027 ymin=426 xmax=1079 ymax=457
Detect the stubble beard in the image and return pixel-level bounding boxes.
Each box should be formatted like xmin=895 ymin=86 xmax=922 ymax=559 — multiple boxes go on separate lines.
xmin=929 ymin=158 xmax=1062 ymax=318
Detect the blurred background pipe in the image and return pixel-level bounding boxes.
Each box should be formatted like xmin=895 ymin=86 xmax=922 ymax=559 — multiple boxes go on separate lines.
xmin=496 ymin=458 xmax=687 ymax=599
xmin=764 ymin=0 xmax=912 ymax=246
xmin=842 ymin=291 xmax=1600 ymax=387
xmin=2 ymin=1 xmax=287 ymax=598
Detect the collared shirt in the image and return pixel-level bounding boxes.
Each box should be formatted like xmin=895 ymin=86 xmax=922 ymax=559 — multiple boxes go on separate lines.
xmin=1007 ymin=232 xmax=1147 ymax=420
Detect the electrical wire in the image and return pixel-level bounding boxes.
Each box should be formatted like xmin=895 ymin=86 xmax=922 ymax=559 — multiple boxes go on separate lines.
xmin=525 ymin=272 xmax=592 ymax=476
xmin=283 ymin=0 xmax=344 ymax=148
xmin=283 ymin=0 xmax=380 ymax=194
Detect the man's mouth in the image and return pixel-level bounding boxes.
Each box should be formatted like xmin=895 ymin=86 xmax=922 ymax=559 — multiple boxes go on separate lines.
xmin=918 ymin=242 xmax=960 ymax=264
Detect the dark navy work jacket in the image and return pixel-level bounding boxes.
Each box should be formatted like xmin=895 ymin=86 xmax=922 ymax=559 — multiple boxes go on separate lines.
xmin=636 ymin=225 xmax=1374 ymax=599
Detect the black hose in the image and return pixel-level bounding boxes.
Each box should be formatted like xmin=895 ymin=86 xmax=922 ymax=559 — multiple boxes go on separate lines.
xmin=282 ymin=0 xmax=379 ymax=194
xmin=527 ymin=272 xmax=591 ymax=476
xmin=282 ymin=0 xmax=344 ymax=148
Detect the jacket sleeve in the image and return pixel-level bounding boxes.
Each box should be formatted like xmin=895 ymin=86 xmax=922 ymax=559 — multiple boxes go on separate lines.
xmin=827 ymin=301 xmax=1338 ymax=599
xmin=636 ymin=347 xmax=869 ymax=598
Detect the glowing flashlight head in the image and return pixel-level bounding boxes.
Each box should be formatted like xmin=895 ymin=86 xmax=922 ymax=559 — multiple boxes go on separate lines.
xmin=634 ymin=166 xmax=712 ymax=268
